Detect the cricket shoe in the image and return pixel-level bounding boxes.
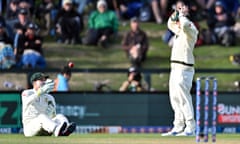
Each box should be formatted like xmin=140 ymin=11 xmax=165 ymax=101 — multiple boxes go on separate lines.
xmin=161 ymin=127 xmax=184 ymax=136
xmin=176 ymin=131 xmax=195 ymax=136
xmin=176 ymin=122 xmax=196 ymax=136
xmin=54 ymin=122 xmax=67 ymax=137
xmin=62 ymin=122 xmax=76 ymax=136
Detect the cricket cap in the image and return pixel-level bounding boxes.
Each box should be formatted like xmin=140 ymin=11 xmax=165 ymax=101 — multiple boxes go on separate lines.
xmin=18 ymin=8 xmax=28 ymax=15
xmin=130 ymin=17 xmax=139 ymax=23
xmin=31 ymin=72 xmax=49 ymax=83
xmin=63 ymin=0 xmax=72 ymax=5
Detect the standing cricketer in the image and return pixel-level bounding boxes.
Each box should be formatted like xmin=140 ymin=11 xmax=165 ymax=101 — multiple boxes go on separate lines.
xmin=21 ymin=72 xmax=76 ymax=137
xmin=162 ymin=0 xmax=198 ymax=136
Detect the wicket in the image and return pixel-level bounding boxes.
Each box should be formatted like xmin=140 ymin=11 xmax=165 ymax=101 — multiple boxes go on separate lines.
xmin=196 ymin=77 xmax=217 ymax=143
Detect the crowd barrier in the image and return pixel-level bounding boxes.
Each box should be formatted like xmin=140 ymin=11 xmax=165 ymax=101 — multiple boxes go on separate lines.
xmin=0 ymin=91 xmax=240 ymax=134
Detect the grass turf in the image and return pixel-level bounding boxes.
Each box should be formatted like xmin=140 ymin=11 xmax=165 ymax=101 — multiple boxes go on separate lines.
xmin=0 ymin=134 xmax=239 ymax=144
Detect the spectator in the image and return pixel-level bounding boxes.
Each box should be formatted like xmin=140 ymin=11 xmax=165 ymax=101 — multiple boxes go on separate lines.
xmin=0 ymin=14 xmax=6 ymax=26
xmin=82 ymin=0 xmax=119 ymax=48
xmin=18 ymin=22 xmax=46 ymax=68
xmin=21 ymin=72 xmax=76 ymax=136
xmin=0 ymin=0 xmax=2 ymax=14
xmin=0 ymin=22 xmax=12 ymax=44
xmin=73 ymin=0 xmax=89 ymax=14
xmin=197 ymin=0 xmax=239 ymax=17
xmin=119 ymin=67 xmax=146 ymax=92
xmin=206 ymin=1 xmax=236 ymax=46
xmin=114 ymin=0 xmax=143 ymax=20
xmin=0 ymin=43 xmax=16 ymax=69
xmin=54 ymin=66 xmax=72 ymax=91
xmin=6 ymin=0 xmax=19 ymax=20
xmin=35 ymin=0 xmax=56 ymax=36
xmin=55 ymin=0 xmax=83 ymax=44
xmin=195 ymin=0 xmax=216 ymax=10
xmin=122 ymin=17 xmax=149 ymax=68
xmin=13 ymin=8 xmax=31 ymax=64
xmin=5 ymin=0 xmax=20 ymax=40
xmin=105 ymin=0 xmax=120 ymax=17
xmin=18 ymin=0 xmax=34 ymax=16
xmin=218 ymin=0 xmax=239 ymax=17
xmin=149 ymin=0 xmax=168 ymax=24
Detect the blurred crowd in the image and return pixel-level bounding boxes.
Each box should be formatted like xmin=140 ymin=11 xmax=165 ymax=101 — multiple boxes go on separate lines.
xmin=0 ymin=0 xmax=240 ymax=91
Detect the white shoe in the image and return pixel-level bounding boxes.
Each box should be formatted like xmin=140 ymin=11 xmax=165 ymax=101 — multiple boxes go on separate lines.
xmin=176 ymin=122 xmax=196 ymax=136
xmin=161 ymin=127 xmax=184 ymax=136
xmin=54 ymin=122 xmax=67 ymax=137
xmin=176 ymin=131 xmax=195 ymax=136
xmin=161 ymin=131 xmax=180 ymax=136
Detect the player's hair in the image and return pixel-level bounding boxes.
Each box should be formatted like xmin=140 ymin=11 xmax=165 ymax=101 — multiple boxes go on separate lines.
xmin=177 ymin=0 xmax=190 ymax=8
xmin=61 ymin=66 xmax=72 ymax=75
xmin=176 ymin=0 xmax=194 ymax=21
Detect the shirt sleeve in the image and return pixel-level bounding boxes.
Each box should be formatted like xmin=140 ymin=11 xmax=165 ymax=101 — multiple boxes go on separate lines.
xmin=110 ymin=11 xmax=119 ymax=32
xmin=21 ymin=90 xmax=39 ymax=107
xmin=88 ymin=11 xmax=97 ymax=29
xmin=167 ymin=12 xmax=181 ymax=35
xmin=168 ymin=12 xmax=198 ymax=39
xmin=141 ymin=31 xmax=149 ymax=55
xmin=178 ymin=16 xmax=199 ymax=37
xmin=122 ymin=32 xmax=131 ymax=51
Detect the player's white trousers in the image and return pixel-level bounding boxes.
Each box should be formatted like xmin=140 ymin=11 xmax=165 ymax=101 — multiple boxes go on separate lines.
xmin=23 ymin=114 xmax=69 ymax=137
xmin=169 ymin=63 xmax=195 ymax=130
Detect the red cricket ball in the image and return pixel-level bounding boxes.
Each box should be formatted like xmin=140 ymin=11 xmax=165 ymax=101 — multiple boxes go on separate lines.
xmin=68 ymin=62 xmax=74 ymax=68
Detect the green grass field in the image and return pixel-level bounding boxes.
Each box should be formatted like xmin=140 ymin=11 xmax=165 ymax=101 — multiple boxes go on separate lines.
xmin=0 ymin=134 xmax=239 ymax=144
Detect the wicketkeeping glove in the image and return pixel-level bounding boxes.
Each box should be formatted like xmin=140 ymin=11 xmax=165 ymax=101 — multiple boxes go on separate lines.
xmin=37 ymin=79 xmax=54 ymax=96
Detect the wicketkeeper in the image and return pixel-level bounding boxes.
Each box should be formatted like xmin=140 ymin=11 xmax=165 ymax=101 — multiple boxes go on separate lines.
xmin=21 ymin=72 xmax=76 ymax=137
xmin=162 ymin=0 xmax=198 ymax=136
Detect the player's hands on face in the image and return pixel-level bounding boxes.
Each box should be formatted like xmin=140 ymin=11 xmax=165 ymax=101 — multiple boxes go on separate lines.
xmin=178 ymin=5 xmax=188 ymax=17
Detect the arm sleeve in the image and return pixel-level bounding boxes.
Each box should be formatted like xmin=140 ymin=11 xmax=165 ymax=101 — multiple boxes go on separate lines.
xmin=179 ymin=16 xmax=199 ymax=37
xmin=88 ymin=11 xmax=96 ymax=29
xmin=111 ymin=12 xmax=119 ymax=32
xmin=21 ymin=90 xmax=39 ymax=107
xmin=121 ymin=32 xmax=131 ymax=52
xmin=54 ymin=9 xmax=64 ymax=24
xmin=141 ymin=32 xmax=149 ymax=55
